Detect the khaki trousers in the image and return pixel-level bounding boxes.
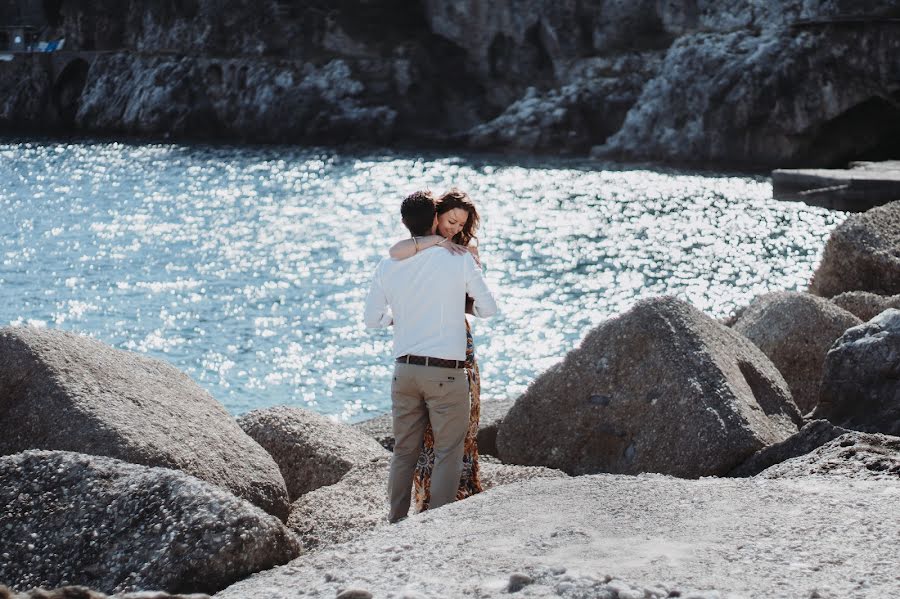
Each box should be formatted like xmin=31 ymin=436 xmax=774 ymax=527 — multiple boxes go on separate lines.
xmin=387 ymin=362 xmax=470 ymax=523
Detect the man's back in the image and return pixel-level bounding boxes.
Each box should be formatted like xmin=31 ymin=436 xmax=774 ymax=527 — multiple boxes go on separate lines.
xmin=364 ymin=246 xmax=497 ymax=361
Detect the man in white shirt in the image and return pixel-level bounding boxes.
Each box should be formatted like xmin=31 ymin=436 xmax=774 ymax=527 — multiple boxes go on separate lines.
xmin=364 ymin=191 xmax=498 ymax=523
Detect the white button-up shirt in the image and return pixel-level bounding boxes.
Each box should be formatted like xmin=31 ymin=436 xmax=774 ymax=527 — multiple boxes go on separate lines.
xmin=363 ymin=246 xmax=498 ymax=360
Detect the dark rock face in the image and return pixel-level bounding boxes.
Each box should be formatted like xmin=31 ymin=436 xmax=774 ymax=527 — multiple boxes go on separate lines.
xmin=467 ymin=53 xmax=662 ymax=154
xmin=598 ymin=24 xmax=900 ymax=167
xmin=497 ymin=296 xmax=802 ymax=477
xmin=731 ymin=292 xmax=861 ymax=414
xmin=809 ymin=201 xmax=900 ymax=298
xmin=237 ymin=406 xmax=388 ymax=502
xmin=5 ymin=0 xmax=896 ymax=165
xmin=831 ymin=291 xmax=900 ymax=322
xmin=0 ymin=326 xmax=290 ymax=521
xmin=813 ymin=309 xmax=900 ymax=436
xmin=0 ymin=450 xmax=300 ymax=595
xmin=728 ymin=419 xmax=851 ymax=477
xmin=0 ymin=55 xmax=51 ymax=130
xmin=75 ymin=54 xmax=397 ymax=143
xmin=758 ymin=431 xmax=900 ymax=479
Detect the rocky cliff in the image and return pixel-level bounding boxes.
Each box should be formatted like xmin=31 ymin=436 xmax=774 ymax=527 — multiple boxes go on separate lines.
xmin=2 ymin=0 xmax=899 ymax=167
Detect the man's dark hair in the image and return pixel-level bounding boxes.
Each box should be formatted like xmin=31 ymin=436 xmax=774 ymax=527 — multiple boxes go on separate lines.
xmin=401 ymin=190 xmax=436 ymax=236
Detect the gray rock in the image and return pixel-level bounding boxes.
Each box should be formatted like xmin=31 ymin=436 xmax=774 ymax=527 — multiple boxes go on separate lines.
xmin=238 ymin=406 xmax=388 ymax=502
xmin=812 ymin=309 xmax=900 ymax=435
xmin=0 ymin=587 xmax=207 ymax=598
xmin=352 ymin=397 xmax=516 ymax=458
xmin=478 ymin=456 xmax=568 ymax=490
xmin=286 ymin=456 xmax=566 ymax=551
xmin=352 ymin=414 xmax=395 ymax=451
xmin=466 ymin=53 xmax=662 ymax=154
xmin=0 ymin=326 xmax=289 ymax=521
xmin=728 ymin=419 xmax=851 ymax=477
xmin=731 ymin=292 xmax=861 ymax=414
xmin=598 ymin=24 xmax=900 ymax=167
xmin=0 ymin=450 xmax=300 ymax=595
xmin=0 ymin=55 xmax=51 ymax=130
xmin=475 ymin=397 xmax=518 ymax=458
xmin=809 ymin=200 xmax=900 ymax=298
xmin=76 ymin=54 xmax=396 ymax=144
xmin=217 ymin=472 xmax=900 ymax=598
xmin=758 ymin=431 xmax=900 ymax=479
xmin=497 ymin=296 xmax=802 ymax=477
xmin=831 ymin=291 xmax=900 ymax=322
xmin=286 ymin=457 xmax=390 ymax=551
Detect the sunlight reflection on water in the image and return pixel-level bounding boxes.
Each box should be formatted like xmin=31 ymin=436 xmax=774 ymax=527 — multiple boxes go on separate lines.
xmin=0 ymin=140 xmax=845 ymax=421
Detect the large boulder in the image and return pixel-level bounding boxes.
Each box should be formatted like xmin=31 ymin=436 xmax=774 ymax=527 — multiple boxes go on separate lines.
xmin=831 ymin=290 xmax=900 ymax=322
xmin=497 ymin=296 xmax=802 ymax=477
xmin=809 ymin=201 xmax=900 ymax=298
xmin=286 ymin=457 xmax=391 ymax=551
xmin=0 ymin=326 xmax=290 ymax=521
xmin=218 ymin=472 xmax=900 ymax=599
xmin=237 ymin=406 xmax=388 ymax=501
xmin=287 ymin=456 xmax=565 ymax=551
xmin=731 ymin=292 xmax=861 ymax=414
xmin=812 ymin=309 xmax=900 ymax=435
xmin=758 ymin=431 xmax=900 ymax=480
xmin=0 ymin=450 xmax=300 ymax=595
xmin=728 ymin=419 xmax=851 ymax=477
xmin=0 ymin=588 xmax=206 ymax=599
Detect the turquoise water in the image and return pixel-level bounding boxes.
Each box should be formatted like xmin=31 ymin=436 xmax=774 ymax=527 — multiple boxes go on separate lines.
xmin=0 ymin=140 xmax=845 ymax=421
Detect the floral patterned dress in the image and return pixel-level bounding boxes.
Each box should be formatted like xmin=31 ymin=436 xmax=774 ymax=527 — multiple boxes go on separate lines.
xmin=413 ymin=318 xmax=483 ymax=510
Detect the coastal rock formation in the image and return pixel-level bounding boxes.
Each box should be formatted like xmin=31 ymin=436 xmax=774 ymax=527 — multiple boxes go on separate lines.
xmin=4 ymin=0 xmax=897 ymax=165
xmin=728 ymin=419 xmax=851 ymax=477
xmin=813 ymin=309 xmax=900 ymax=435
xmin=0 ymin=55 xmax=50 ymax=128
xmin=0 ymin=326 xmax=290 ymax=521
xmin=809 ymin=200 xmax=900 ymax=297
xmin=731 ymin=291 xmax=861 ymax=414
xmin=76 ymin=54 xmax=397 ymax=143
xmin=0 ymin=450 xmax=300 ymax=595
xmin=0 ymin=588 xmax=207 ymax=599
xmin=286 ymin=457 xmax=390 ymax=551
xmin=286 ymin=455 xmax=564 ymax=551
xmin=497 ymin=296 xmax=802 ymax=477
xmin=466 ymin=53 xmax=662 ymax=154
xmin=598 ymin=22 xmax=900 ymax=167
xmin=218 ymin=473 xmax=900 ymax=598
xmin=758 ymin=431 xmax=900 ymax=479
xmin=831 ymin=290 xmax=900 ymax=321
xmin=237 ymin=406 xmax=388 ymax=501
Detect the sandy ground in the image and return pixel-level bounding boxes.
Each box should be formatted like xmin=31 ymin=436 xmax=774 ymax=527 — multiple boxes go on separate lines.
xmin=215 ymin=473 xmax=900 ymax=598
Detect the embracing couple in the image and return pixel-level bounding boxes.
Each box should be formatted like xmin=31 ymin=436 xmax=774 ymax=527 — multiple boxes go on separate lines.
xmin=364 ymin=188 xmax=498 ymax=523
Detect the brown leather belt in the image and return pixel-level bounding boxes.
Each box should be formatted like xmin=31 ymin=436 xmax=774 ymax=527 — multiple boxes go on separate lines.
xmin=396 ymin=354 xmax=467 ymax=369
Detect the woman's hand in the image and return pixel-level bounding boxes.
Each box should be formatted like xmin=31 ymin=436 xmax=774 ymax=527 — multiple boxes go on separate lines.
xmin=442 ymin=240 xmax=469 ymax=255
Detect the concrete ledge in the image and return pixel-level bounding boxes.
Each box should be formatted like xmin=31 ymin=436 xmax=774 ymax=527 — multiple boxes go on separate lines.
xmin=772 ymin=161 xmax=900 ymax=211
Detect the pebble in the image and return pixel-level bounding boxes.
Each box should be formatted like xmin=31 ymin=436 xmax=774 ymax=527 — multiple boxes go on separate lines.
xmin=508 ymin=572 xmax=534 ymax=593
xmin=336 ymin=589 xmax=373 ymax=599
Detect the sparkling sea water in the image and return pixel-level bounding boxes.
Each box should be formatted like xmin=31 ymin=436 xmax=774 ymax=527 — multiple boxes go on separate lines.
xmin=0 ymin=140 xmax=845 ymax=422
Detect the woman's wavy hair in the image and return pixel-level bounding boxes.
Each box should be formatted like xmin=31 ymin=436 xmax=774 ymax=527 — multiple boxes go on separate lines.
xmin=436 ymin=188 xmax=480 ymax=247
